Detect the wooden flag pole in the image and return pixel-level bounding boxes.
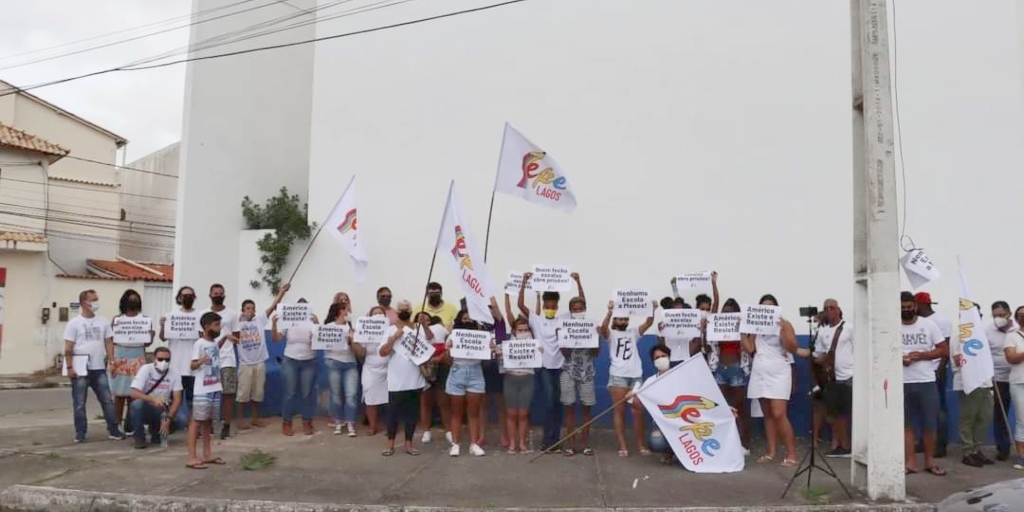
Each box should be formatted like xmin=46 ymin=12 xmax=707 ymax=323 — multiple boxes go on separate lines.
xmin=483 ymin=123 xmax=509 ymax=263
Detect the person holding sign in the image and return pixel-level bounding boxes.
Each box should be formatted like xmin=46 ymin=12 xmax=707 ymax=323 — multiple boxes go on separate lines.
xmin=271 ymin=296 xmax=320 ymax=437
xmin=323 ymin=298 xmax=360 ymax=437
xmin=559 ymin=296 xmax=598 ymax=457
xmin=110 ymin=289 xmax=154 ymax=436
xmin=708 ymin=298 xmax=752 ymax=452
xmin=444 ymin=309 xmax=497 ymax=457
xmin=159 ymin=286 xmax=203 ymax=413
xmin=378 ymin=300 xmax=429 ymax=456
xmin=236 ymin=288 xmax=287 ymax=430
xmin=351 ymin=306 xmax=390 ymax=436
xmin=742 ymin=294 xmax=805 ymax=467
xmin=414 ymin=312 xmax=450 ymax=446
xmin=498 ymin=316 xmax=541 ymax=454
xmin=599 ymin=300 xmax=656 ymax=458
xmin=186 ymin=312 xmax=225 ymax=469
xmin=65 ymin=289 xmax=123 ymax=443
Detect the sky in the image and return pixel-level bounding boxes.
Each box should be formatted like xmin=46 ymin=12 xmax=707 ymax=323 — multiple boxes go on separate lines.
xmin=0 ymin=0 xmax=191 ymax=161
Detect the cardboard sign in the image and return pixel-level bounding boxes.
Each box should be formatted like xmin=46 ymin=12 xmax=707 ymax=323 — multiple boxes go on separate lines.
xmin=112 ymin=316 xmax=152 ymax=346
xmin=530 ymin=265 xmax=572 ymax=292
xmin=613 ymin=289 xmax=652 ymax=317
xmin=502 ymin=339 xmax=542 ymax=369
xmin=165 ymin=312 xmax=199 ymax=340
xmin=557 ymin=319 xmax=599 ymax=349
xmin=449 ymin=329 xmax=492 ymax=360
xmin=707 ymin=313 xmax=742 ymax=342
xmin=504 ymin=271 xmax=535 ymax=296
xmin=394 ymin=328 xmax=434 ymax=366
xmin=673 ymin=272 xmax=712 ymax=290
xmin=661 ymin=309 xmax=703 ymax=339
xmin=900 ymin=249 xmax=940 ymax=290
xmin=354 ymin=316 xmax=389 ymax=344
xmin=276 ymin=303 xmax=313 ymax=329
xmin=312 ymin=323 xmax=350 ymax=351
xmin=739 ymin=304 xmax=781 ymax=336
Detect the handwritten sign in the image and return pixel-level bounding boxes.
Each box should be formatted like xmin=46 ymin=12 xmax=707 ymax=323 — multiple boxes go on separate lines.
xmin=900 ymin=249 xmax=940 ymax=290
xmin=613 ymin=289 xmax=652 ymax=317
xmin=449 ymin=329 xmax=492 ymax=360
xmin=355 ymin=316 xmax=388 ymax=344
xmin=662 ymin=309 xmax=703 ymax=339
xmin=276 ymin=303 xmax=313 ymax=330
xmin=530 ymin=265 xmax=572 ymax=292
xmin=504 ymin=272 xmax=535 ymax=296
xmin=739 ymin=304 xmax=781 ymax=336
xmin=165 ymin=312 xmax=199 ymax=340
xmin=394 ymin=328 xmax=434 ymax=366
xmin=312 ymin=323 xmax=350 ymax=351
xmin=673 ymin=272 xmax=712 ymax=291
xmin=502 ymin=339 xmax=541 ymax=369
xmin=557 ymin=319 xmax=599 ymax=349
xmin=707 ymin=313 xmax=742 ymax=342
xmin=113 ymin=316 xmax=152 ymax=346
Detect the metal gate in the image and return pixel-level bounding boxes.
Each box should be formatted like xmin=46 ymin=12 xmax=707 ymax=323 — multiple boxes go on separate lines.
xmin=142 ymin=283 xmax=174 ymax=349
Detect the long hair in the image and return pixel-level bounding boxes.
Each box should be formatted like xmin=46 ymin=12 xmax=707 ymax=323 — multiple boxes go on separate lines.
xmin=118 ymin=289 xmax=142 ymax=315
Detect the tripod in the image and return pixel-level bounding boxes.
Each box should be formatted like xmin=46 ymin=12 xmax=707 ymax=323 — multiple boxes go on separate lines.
xmin=781 ymin=314 xmax=853 ymax=499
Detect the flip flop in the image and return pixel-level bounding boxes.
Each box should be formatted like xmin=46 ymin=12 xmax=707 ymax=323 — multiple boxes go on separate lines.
xmin=563 ymin=448 xmax=576 ymax=457
xmin=926 ymin=466 xmax=946 ymax=476
xmin=618 ymin=450 xmax=629 ymax=458
xmin=507 ymin=448 xmax=518 ymax=455
xmin=381 ymin=448 xmax=394 ymax=457
xmin=905 ymin=468 xmax=918 ymax=475
xmin=186 ymin=462 xmax=207 ymax=470
xmin=639 ymin=448 xmax=652 ymax=456
xmin=781 ymin=458 xmax=798 ymax=467
xmin=405 ymin=447 xmax=419 ymax=456
xmin=202 ymin=458 xmax=226 ymax=465
xmin=757 ymin=454 xmax=775 ymax=463
xmin=582 ymin=447 xmax=594 ymax=456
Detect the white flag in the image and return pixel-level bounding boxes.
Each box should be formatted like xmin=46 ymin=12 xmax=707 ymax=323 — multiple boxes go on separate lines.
xmin=494 ymin=123 xmax=577 ymax=213
xmin=636 ymin=357 xmax=745 ymax=473
xmin=900 ymin=248 xmax=940 ymax=290
xmin=436 ymin=182 xmax=494 ymax=323
xmin=325 ymin=177 xmax=367 ymax=282
xmin=956 ymin=259 xmax=994 ymax=394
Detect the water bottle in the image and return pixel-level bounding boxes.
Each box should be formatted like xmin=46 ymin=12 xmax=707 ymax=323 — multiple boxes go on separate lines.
xmin=160 ymin=410 xmax=169 ymax=448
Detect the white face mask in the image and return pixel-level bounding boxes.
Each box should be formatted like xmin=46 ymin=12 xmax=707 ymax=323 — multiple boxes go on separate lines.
xmin=372 ymin=313 xmax=385 ymax=318
xmin=995 ymin=317 xmax=1009 ymax=329
xmin=514 ymin=332 xmax=531 ymax=339
xmin=654 ymin=357 xmax=671 ymax=371
xmin=88 ymin=302 xmax=100 ymax=314
xmin=154 ymin=360 xmax=170 ymax=373
xmin=571 ymin=312 xmax=586 ymax=320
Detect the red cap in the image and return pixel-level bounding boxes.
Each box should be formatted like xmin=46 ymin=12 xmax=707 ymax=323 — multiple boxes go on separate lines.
xmin=914 ymin=292 xmax=936 ymax=305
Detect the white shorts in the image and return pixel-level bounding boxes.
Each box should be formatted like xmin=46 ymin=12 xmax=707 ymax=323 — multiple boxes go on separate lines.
xmin=237 ymin=363 xmax=266 ymax=403
xmin=747 ymin=357 xmax=792 ymax=400
xmin=361 ymin=365 xmax=388 ymax=406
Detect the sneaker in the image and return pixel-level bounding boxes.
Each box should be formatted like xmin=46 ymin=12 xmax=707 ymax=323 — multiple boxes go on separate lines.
xmin=334 ymin=424 xmax=344 ymax=435
xmin=826 ymin=448 xmax=851 ymax=458
xmin=220 ymin=424 xmax=230 ymax=440
xmin=445 ymin=431 xmax=454 ymax=445
xmin=977 ymin=452 xmax=995 ymax=465
xmin=123 ymin=420 xmax=134 ymax=436
xmin=962 ymin=453 xmax=984 ymax=468
xmin=1013 ymin=457 xmax=1024 ymax=470
xmin=73 ymin=437 xmax=85 ymax=443
xmin=449 ymin=444 xmax=461 ymax=457
xmin=134 ymin=437 xmax=147 ymax=450
xmin=421 ymin=430 xmax=433 ymax=444
xmin=108 ymin=430 xmax=126 ymax=440
xmin=346 ymin=423 xmax=356 ymax=438
xmin=469 ymin=443 xmax=486 ymax=457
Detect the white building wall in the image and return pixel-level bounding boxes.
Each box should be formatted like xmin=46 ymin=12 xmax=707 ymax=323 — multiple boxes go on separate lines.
xmin=0 ymin=147 xmax=47 ymax=235
xmin=175 ymin=0 xmax=316 ymax=300
xmin=122 ymin=143 xmax=178 ymax=263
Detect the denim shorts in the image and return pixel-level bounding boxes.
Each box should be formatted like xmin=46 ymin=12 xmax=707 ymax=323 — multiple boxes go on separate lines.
xmin=608 ymin=375 xmax=642 ymax=390
xmin=715 ymin=363 xmax=747 ymax=388
xmin=904 ymin=382 xmax=939 ymax=431
xmin=446 ymin=364 xmax=485 ymax=396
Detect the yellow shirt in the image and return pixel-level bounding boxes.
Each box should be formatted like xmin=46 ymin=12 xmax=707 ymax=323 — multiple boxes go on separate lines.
xmin=415 ymin=301 xmax=460 ymax=331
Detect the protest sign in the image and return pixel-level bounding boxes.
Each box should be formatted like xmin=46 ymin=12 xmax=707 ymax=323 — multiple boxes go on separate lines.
xmin=673 ymin=272 xmax=712 ymax=291
xmin=662 ymin=309 xmax=703 ymax=339
xmin=739 ymin=304 xmax=781 ymax=336
xmin=165 ymin=312 xmax=199 ymax=340
xmin=557 ymin=319 xmax=599 ymax=349
xmin=354 ymin=316 xmax=389 ymax=344
xmin=394 ymin=328 xmax=434 ymax=366
xmin=613 ymin=289 xmax=652 ymax=317
xmin=530 ymin=265 xmax=572 ymax=292
xmin=504 ymin=272 xmax=535 ymax=296
xmin=112 ymin=316 xmax=152 ymax=346
xmin=449 ymin=329 xmax=492 ymax=360
xmin=900 ymin=249 xmax=940 ymax=290
xmin=312 ymin=323 xmax=350 ymax=351
xmin=706 ymin=313 xmax=742 ymax=342
xmin=276 ymin=303 xmax=313 ymax=330
xmin=502 ymin=338 xmax=542 ymax=369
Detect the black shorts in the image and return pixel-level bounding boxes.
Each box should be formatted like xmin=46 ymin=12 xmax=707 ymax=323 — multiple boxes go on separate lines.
xmin=482 ymin=360 xmax=503 ymax=393
xmin=823 ymin=379 xmax=853 ymax=416
xmin=904 ymin=382 xmax=939 ymax=431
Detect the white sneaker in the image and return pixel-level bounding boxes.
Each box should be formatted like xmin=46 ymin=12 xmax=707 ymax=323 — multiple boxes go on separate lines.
xmin=743 ymin=448 xmax=751 ymax=457
xmin=333 ymin=424 xmax=343 ymax=435
xmin=346 ymin=422 xmax=356 ymax=438
xmin=421 ymin=430 xmax=432 ymax=444
xmin=445 ymin=431 xmax=454 ymax=445
xmin=469 ymin=443 xmax=485 ymax=457
xmin=449 ymin=444 xmax=461 ymax=457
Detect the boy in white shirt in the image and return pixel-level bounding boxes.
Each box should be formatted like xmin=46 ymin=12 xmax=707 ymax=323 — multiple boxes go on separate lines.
xmin=236 ymin=284 xmax=288 ymax=429
xmin=202 ymin=284 xmax=241 ymax=440
xmin=187 ymin=312 xmax=225 ymax=469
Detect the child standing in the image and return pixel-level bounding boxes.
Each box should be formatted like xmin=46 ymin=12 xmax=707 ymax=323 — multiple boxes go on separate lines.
xmin=236 ymin=284 xmax=288 ymax=429
xmin=187 ymin=312 xmax=225 ymax=469
xmin=560 ymin=296 xmax=598 ymax=456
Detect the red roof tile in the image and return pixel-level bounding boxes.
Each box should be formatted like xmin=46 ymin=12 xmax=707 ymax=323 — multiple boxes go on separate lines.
xmin=0 ymin=122 xmax=69 ymax=158
xmin=86 ymin=259 xmax=174 ymax=282
xmin=0 ymin=230 xmax=47 ymax=243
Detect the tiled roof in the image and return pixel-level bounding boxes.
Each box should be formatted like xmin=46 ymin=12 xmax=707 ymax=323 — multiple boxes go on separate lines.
xmin=87 ymin=259 xmax=174 ymax=282
xmin=48 ymin=174 xmax=119 ymax=187
xmin=0 ymin=122 xmax=69 ymax=158
xmin=0 ymin=230 xmax=47 ymax=243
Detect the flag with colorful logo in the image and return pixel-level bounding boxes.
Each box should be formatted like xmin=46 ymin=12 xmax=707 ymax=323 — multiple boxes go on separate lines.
xmin=437 ymin=181 xmax=494 ymax=323
xmin=636 ymin=356 xmax=745 ymax=473
xmin=493 ymin=123 xmax=577 ymax=213
xmin=956 ymin=259 xmax=993 ymax=394
xmin=325 ymin=176 xmax=367 ymax=283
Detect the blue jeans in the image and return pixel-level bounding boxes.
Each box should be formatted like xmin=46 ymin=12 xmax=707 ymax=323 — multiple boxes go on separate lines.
xmin=994 ymin=381 xmax=1012 ymax=454
xmin=537 ymin=369 xmax=563 ymax=448
xmin=129 ymin=399 xmax=185 ymax=441
xmin=281 ymin=356 xmax=318 ymax=422
xmin=649 ymin=427 xmax=671 ymax=454
xmin=327 ymin=360 xmax=359 ymax=423
xmin=71 ymin=370 xmax=119 ymax=440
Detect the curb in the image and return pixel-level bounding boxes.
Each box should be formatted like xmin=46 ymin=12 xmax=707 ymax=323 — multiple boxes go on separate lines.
xmin=0 ymin=485 xmax=938 ymax=512
xmin=0 ymin=382 xmax=69 ymax=390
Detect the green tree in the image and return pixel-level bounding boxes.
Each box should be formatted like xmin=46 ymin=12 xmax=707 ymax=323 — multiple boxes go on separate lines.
xmin=241 ymin=187 xmax=316 ymax=294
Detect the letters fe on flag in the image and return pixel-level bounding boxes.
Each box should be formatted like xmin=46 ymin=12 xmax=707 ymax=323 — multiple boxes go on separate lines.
xmin=325 ymin=177 xmax=368 ymax=282
xmin=636 ymin=357 xmax=745 ymax=473
xmin=956 ymin=261 xmax=994 ymax=394
xmin=437 ymin=182 xmax=494 ymax=323
xmin=493 ymin=123 xmax=577 ymax=213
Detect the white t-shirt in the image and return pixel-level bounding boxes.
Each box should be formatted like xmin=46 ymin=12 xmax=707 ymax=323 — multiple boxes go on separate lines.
xmin=922 ymin=313 xmax=952 ymax=372
xmin=901 ymin=317 xmax=945 ymax=384
xmin=63 ymin=315 xmax=113 ymax=371
xmin=1007 ymin=331 xmax=1024 ymax=385
xmin=282 ymin=320 xmax=316 ymax=361
xmin=237 ymin=314 xmax=270 ymax=366
xmin=987 ymin=321 xmax=1020 ymax=382
xmin=191 ymin=338 xmax=222 ymax=394
xmin=201 ymin=308 xmax=239 ymax=368
xmin=529 ymin=312 xmax=567 ymax=369
xmin=660 ymin=332 xmax=691 ymax=362
xmin=608 ymin=327 xmax=643 ymax=379
xmin=384 ymin=325 xmax=427 ymax=392
xmin=164 ymin=309 xmax=203 ymax=377
xmin=325 ymin=322 xmax=356 ymax=363
xmin=130 ymin=364 xmax=183 ymax=403
xmin=813 ymin=320 xmax=854 ymax=381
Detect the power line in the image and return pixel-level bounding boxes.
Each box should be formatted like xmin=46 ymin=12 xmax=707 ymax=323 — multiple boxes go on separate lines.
xmin=0 ymin=220 xmax=175 ymax=251
xmin=0 ymin=189 xmax=174 ymax=222
xmin=0 ymin=176 xmax=176 ymax=201
xmin=0 ymin=201 xmax=176 ymax=230
xmin=0 ymin=0 xmax=532 ymax=98
xmin=0 ymin=209 xmax=175 ymax=238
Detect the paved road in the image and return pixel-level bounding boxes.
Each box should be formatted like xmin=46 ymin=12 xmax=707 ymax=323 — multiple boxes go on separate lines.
xmin=0 ymin=388 xmax=104 ymax=432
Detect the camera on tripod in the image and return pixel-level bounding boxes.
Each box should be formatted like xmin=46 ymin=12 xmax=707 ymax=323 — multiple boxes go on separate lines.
xmin=799 ymin=306 xmax=819 ymax=318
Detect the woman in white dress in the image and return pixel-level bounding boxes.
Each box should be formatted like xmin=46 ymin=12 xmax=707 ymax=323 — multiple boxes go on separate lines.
xmin=743 ymin=294 xmax=809 ymax=467
xmin=353 ymin=306 xmax=389 ymax=436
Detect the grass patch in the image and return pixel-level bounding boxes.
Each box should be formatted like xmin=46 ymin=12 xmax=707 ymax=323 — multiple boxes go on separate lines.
xmin=241 ymin=450 xmax=276 ymax=471
xmin=800 ymin=486 xmax=830 ymax=504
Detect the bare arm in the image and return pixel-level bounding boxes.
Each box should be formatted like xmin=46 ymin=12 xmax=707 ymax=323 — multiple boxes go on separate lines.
xmin=598 ymin=302 xmax=613 ymax=339
xmin=265 ymin=284 xmax=290 ymax=318
xmin=504 ymin=294 xmax=517 ymax=326
xmin=517 ymin=273 xmax=532 ymax=317
xmin=63 ymin=340 xmax=76 ymax=377
xmin=271 ymin=317 xmax=284 ymax=342
xmin=710 ymin=271 xmax=720 ymax=313
xmin=780 ymin=320 xmax=798 ymax=353
xmin=104 ymin=336 xmax=114 ymax=366
xmin=638 ymin=301 xmax=656 ymax=335
xmin=159 ymin=316 xmax=167 ymax=341
xmin=1005 ymin=345 xmax=1024 ymax=365
xmin=741 ymin=333 xmax=756 ymax=355
xmin=379 ymin=328 xmax=404 ymax=357
xmin=572 ymin=273 xmax=585 ymax=303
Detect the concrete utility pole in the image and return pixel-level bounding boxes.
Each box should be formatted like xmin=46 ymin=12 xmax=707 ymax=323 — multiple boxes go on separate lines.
xmin=850 ymin=0 xmax=905 ymax=501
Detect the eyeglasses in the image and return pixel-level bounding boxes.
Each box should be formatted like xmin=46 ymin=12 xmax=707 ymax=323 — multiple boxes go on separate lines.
xmin=156 ymin=357 xmax=170 ymax=362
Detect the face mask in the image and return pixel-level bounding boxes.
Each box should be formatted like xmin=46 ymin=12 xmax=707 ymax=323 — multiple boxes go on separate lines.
xmin=126 ymin=299 xmax=142 ymax=311
xmin=154 ymin=360 xmax=170 ymax=373
xmin=428 ymin=295 xmax=442 ymax=306
xmin=901 ymin=310 xmax=915 ymax=321
xmin=543 ymin=309 xmax=557 ymax=319
xmin=397 ymin=311 xmax=412 ymax=321
xmin=378 ymin=297 xmax=392 ymax=307
xmin=88 ymin=302 xmax=100 ymax=314
xmin=372 ymin=313 xmax=385 ymax=318
xmin=613 ymin=322 xmax=628 ymax=331
xmin=208 ymin=330 xmax=221 ymax=339
xmin=995 ymin=317 xmax=1009 ymax=329
xmin=211 ymin=296 xmax=225 ymax=306
xmin=514 ymin=331 xmax=531 ymax=339
xmin=181 ymin=297 xmax=195 ymax=309
xmin=571 ymin=312 xmax=586 ymax=320
xmin=654 ymin=357 xmax=670 ymax=372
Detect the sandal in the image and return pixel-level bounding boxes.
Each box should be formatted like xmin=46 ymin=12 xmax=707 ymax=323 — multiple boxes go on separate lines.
xmin=202 ymin=458 xmax=226 ymax=465
xmin=926 ymin=466 xmax=946 ymax=476
xmin=618 ymin=450 xmax=629 ymax=458
xmin=781 ymin=458 xmax=798 ymax=467
xmin=185 ymin=462 xmax=207 ymax=470
xmin=381 ymin=448 xmax=395 ymax=457
xmin=582 ymin=447 xmax=594 ymax=456
xmin=507 ymin=448 xmax=518 ymax=455
xmin=905 ymin=468 xmax=918 ymax=475
xmin=639 ymin=448 xmax=652 ymax=456
xmin=405 ymin=447 xmax=419 ymax=456
xmin=563 ymin=448 xmax=576 ymax=457
xmin=757 ymin=454 xmax=775 ymax=463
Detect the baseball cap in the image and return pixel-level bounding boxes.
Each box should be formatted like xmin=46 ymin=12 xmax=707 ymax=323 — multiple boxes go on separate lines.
xmin=914 ymin=292 xmax=936 ymax=305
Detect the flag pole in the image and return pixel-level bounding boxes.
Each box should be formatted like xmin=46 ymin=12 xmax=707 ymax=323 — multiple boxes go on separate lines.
xmin=285 ymin=175 xmax=356 ymax=286
xmin=483 ymin=123 xmax=509 ymax=263
xmin=414 ymin=180 xmax=455 ymax=343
